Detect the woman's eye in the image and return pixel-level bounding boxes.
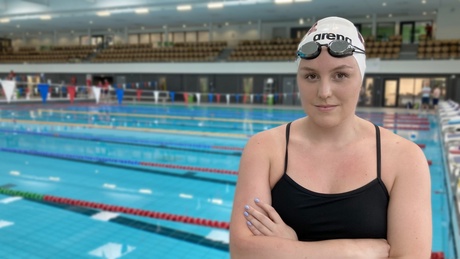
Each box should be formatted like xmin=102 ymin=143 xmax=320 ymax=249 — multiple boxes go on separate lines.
xmin=305 ymin=74 xmax=318 ymax=80
xmin=335 ymin=73 xmax=349 ymax=79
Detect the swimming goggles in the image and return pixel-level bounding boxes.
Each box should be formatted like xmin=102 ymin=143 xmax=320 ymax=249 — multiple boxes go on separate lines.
xmin=296 ymin=40 xmax=366 ymax=60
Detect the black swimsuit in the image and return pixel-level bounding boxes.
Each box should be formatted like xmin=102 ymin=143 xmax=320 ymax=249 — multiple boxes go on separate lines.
xmin=271 ymin=122 xmax=389 ymax=241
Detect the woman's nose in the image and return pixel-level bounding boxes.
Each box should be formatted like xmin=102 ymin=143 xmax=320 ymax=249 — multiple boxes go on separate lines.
xmin=317 ymin=80 xmax=332 ymax=99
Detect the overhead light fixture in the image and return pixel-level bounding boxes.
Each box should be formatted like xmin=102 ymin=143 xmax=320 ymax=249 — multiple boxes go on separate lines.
xmin=0 ymin=18 xmax=10 ymax=23
xmin=135 ymin=8 xmax=149 ymax=14
xmin=299 ymin=18 xmax=304 ymax=25
xmin=208 ymin=2 xmax=224 ymax=8
xmin=40 ymin=15 xmax=52 ymax=20
xmin=177 ymin=5 xmax=192 ymax=11
xmin=97 ymin=11 xmax=111 ymax=16
xmin=275 ymin=0 xmax=293 ymax=3
xmin=294 ymin=0 xmax=312 ymax=2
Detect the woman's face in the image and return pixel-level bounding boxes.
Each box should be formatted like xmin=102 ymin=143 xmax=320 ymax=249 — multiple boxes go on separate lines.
xmin=296 ymin=47 xmax=362 ymax=128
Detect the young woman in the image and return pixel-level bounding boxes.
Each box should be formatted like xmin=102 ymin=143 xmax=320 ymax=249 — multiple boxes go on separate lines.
xmin=230 ymin=16 xmax=431 ymax=258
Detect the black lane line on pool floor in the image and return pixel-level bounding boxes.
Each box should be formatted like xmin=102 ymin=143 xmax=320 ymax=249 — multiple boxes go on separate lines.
xmin=44 ymin=201 xmax=230 ymax=252
xmin=0 ymin=185 xmax=229 ymax=252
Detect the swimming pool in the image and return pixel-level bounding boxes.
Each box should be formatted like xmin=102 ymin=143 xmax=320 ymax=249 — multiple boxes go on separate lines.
xmin=0 ymin=102 xmax=457 ymax=258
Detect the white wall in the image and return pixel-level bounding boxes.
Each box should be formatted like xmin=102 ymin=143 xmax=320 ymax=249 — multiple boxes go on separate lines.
xmin=1 ymin=59 xmax=459 ymax=75
xmin=436 ymin=6 xmax=460 ymax=39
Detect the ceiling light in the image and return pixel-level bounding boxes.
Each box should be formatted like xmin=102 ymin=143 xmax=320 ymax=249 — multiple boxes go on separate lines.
xmin=421 ymin=0 xmax=426 ymax=3
xmin=388 ymin=13 xmax=392 ymax=17
xmin=177 ymin=5 xmax=192 ymax=11
xmin=299 ymin=18 xmax=304 ymax=24
xmin=208 ymin=2 xmax=224 ymax=9
xmin=382 ymin=2 xmax=387 ymax=6
xmin=97 ymin=11 xmax=111 ymax=16
xmin=294 ymin=0 xmax=312 ymax=2
xmin=135 ymin=8 xmax=149 ymax=14
xmin=423 ymin=11 xmax=427 ymax=15
xmin=275 ymin=0 xmax=293 ymax=4
xmin=0 ymin=18 xmax=10 ymax=23
xmin=40 ymin=15 xmax=52 ymax=20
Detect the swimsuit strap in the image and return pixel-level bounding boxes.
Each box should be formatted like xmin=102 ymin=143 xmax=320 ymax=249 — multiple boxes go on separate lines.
xmin=374 ymin=124 xmax=382 ymax=179
xmin=284 ymin=122 xmax=292 ymax=173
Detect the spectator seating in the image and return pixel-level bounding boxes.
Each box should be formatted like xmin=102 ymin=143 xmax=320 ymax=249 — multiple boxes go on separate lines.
xmin=0 ymin=45 xmax=95 ymax=63
xmin=417 ymin=39 xmax=459 ymax=59
xmin=228 ymin=38 xmax=300 ymax=61
xmin=92 ymin=41 xmax=227 ymax=62
xmin=364 ymin=35 xmax=402 ymax=59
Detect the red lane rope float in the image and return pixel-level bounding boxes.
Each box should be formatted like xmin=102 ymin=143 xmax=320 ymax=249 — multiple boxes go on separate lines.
xmin=139 ymin=162 xmax=238 ymax=175
xmin=212 ymin=145 xmax=244 ymax=151
xmin=0 ymin=147 xmax=239 ymax=176
xmin=383 ymin=119 xmax=430 ymax=124
xmin=383 ymin=125 xmax=430 ymax=131
xmin=43 ymin=195 xmax=230 ymax=230
xmin=449 ymin=149 xmax=460 ymax=155
xmin=417 ymin=143 xmax=426 ymax=149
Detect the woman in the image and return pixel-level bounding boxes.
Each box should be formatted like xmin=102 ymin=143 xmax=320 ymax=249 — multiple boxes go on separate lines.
xmin=230 ymin=17 xmax=431 ymax=258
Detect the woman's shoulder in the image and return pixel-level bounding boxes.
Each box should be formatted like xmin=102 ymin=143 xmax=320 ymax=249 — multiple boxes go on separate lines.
xmin=244 ymin=122 xmax=292 ymax=151
xmin=378 ymin=125 xmax=427 ymax=167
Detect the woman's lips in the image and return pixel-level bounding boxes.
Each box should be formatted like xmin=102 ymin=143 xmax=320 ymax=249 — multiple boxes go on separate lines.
xmin=315 ymin=105 xmax=337 ymax=111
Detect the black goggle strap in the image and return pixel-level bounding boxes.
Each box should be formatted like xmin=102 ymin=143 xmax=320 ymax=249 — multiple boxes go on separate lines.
xmin=297 ymin=40 xmax=365 ymax=59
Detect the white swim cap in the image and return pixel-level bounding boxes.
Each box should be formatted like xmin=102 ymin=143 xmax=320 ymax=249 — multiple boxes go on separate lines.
xmin=297 ymin=16 xmax=366 ymax=80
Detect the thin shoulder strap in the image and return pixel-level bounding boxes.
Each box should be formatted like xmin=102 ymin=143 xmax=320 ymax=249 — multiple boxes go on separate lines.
xmin=284 ymin=122 xmax=292 ymax=173
xmin=374 ymin=124 xmax=382 ymax=179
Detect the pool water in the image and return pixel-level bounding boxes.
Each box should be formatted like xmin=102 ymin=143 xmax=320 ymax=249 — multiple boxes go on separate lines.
xmin=0 ymin=103 xmax=456 ymax=258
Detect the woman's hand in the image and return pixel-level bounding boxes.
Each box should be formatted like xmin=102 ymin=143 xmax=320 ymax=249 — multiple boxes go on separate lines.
xmin=244 ymin=198 xmax=298 ymax=241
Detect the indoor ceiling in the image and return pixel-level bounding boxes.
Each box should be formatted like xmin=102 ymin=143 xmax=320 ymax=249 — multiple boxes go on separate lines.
xmin=0 ymin=0 xmax=459 ymax=36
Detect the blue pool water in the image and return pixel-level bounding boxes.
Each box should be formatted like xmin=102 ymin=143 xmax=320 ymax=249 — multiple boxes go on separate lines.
xmin=0 ymin=103 xmax=457 ymax=258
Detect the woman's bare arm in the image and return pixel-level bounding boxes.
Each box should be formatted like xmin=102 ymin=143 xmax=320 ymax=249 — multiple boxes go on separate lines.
xmin=230 ymin=129 xmax=390 ymax=259
xmin=385 ymin=137 xmax=432 ymax=258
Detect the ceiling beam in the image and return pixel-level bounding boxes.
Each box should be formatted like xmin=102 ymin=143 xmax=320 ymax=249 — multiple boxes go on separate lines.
xmin=22 ymin=0 xmax=49 ymax=6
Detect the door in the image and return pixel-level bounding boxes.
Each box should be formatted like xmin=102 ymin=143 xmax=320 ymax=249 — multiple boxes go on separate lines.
xmin=400 ymin=22 xmax=415 ymax=44
xmin=282 ymin=77 xmax=296 ymax=105
xmin=383 ymin=79 xmax=399 ymax=107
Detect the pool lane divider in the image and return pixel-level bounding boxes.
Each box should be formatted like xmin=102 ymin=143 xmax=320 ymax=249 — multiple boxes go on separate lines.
xmin=0 ymin=118 xmax=250 ymax=139
xmin=0 ymin=147 xmax=239 ymax=175
xmin=0 ymin=128 xmax=244 ymax=155
xmin=37 ymin=108 xmax=288 ymax=125
xmin=0 ymin=188 xmax=229 ymax=230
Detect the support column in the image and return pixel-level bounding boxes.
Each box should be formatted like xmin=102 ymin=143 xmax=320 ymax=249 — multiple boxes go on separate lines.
xmin=372 ymin=14 xmax=377 ymax=38
xmin=257 ymin=20 xmax=262 ymax=40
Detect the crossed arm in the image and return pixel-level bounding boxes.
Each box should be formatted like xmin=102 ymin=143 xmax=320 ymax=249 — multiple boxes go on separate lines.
xmin=229 ymin=131 xmax=431 ymax=259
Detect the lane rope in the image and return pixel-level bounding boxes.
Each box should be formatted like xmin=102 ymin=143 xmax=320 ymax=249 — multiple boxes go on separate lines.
xmin=0 ymin=147 xmax=239 ymax=175
xmin=0 ymin=188 xmax=229 ymax=230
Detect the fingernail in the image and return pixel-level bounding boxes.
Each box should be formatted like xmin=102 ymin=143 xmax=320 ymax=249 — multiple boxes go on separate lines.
xmin=244 ymin=205 xmax=249 ymax=210
xmin=254 ymin=198 xmax=260 ymax=203
xmin=246 ymin=221 xmax=252 ymax=226
xmin=243 ymin=211 xmax=249 ymax=217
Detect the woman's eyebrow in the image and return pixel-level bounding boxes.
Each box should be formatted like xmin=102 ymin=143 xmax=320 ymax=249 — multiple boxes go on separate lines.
xmin=298 ymin=65 xmax=354 ymax=72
